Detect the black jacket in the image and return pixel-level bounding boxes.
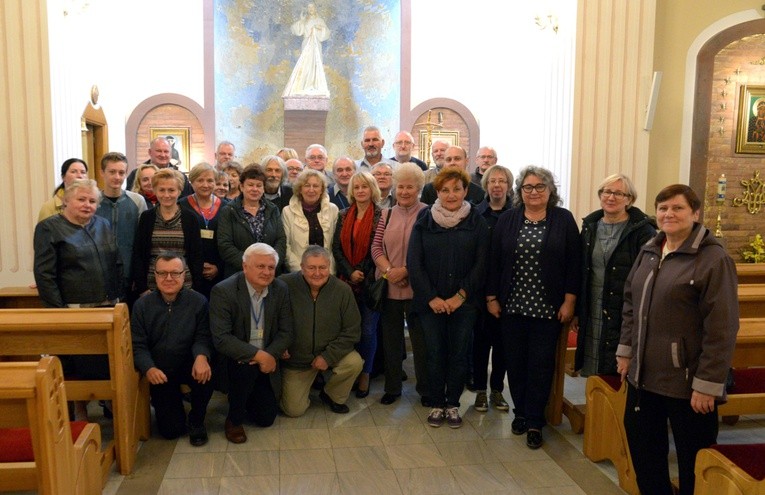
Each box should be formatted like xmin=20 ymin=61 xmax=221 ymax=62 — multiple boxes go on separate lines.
xmin=33 ymin=214 xmax=123 ymax=307
xmin=575 ymin=207 xmax=656 ymax=374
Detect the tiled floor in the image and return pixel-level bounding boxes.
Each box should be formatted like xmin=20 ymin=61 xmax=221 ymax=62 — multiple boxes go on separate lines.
xmin=98 ymin=366 xmax=765 ymax=495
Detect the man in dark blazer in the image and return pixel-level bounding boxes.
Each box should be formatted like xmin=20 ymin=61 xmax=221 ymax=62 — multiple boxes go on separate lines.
xmin=210 ymin=242 xmax=294 ymax=444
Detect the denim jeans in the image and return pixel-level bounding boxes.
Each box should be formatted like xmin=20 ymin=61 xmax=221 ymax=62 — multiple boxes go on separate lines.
xmin=420 ymin=304 xmax=477 ymax=408
xmin=356 ymin=297 xmax=381 ymax=374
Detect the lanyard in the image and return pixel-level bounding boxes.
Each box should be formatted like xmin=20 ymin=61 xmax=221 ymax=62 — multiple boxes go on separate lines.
xmin=193 ymin=194 xmax=217 ymax=229
xmin=250 ymin=295 xmax=265 ymax=329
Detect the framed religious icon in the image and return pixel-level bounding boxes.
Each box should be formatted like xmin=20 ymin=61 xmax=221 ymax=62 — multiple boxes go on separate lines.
xmin=150 ymin=127 xmax=190 ymax=171
xmin=736 ymin=85 xmax=765 ymax=154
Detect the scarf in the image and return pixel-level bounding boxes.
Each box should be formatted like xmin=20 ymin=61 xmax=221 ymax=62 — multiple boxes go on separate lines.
xmin=431 ymin=199 xmax=471 ymax=228
xmin=143 ymin=191 xmax=158 ymax=206
xmin=339 ymin=203 xmax=375 ymax=270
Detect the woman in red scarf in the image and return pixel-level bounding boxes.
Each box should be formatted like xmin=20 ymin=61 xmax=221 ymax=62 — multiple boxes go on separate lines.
xmin=332 ymin=171 xmax=383 ymax=398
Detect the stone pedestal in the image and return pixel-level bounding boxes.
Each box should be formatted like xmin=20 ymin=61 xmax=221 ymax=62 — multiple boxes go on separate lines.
xmin=284 ymin=96 xmax=330 ymax=155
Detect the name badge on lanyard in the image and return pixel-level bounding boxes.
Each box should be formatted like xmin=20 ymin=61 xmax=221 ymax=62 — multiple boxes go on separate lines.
xmin=201 ymin=229 xmax=215 ymax=239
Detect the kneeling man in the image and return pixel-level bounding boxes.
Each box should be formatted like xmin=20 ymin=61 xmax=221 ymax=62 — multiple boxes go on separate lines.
xmin=131 ymin=252 xmax=214 ymax=446
xmin=279 ymin=245 xmax=362 ymax=416
xmin=211 ymin=243 xmax=294 ymax=443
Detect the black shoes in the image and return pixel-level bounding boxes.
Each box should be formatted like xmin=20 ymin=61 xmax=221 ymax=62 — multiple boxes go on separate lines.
xmin=189 ymin=423 xmax=208 ymax=447
xmin=511 ymin=417 xmax=528 ymax=436
xmin=526 ymin=429 xmax=543 ymax=449
xmin=380 ymin=393 xmax=401 ymax=405
xmin=420 ymin=396 xmax=434 ymax=408
xmin=320 ymin=390 xmax=350 ymax=414
xmin=355 ymin=388 xmax=370 ymax=399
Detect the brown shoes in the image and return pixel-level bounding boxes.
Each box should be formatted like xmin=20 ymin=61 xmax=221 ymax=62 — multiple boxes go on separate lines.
xmin=225 ymin=419 xmax=247 ymax=444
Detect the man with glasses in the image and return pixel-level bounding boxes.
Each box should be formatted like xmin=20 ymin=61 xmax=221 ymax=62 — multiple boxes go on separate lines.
xmin=210 ymin=243 xmax=294 ymax=443
xmin=131 ymin=252 xmax=214 ymax=446
xmin=279 ymin=245 xmax=362 ymax=417
xmin=472 ymin=146 xmax=498 ymax=186
xmin=390 ymin=130 xmax=427 ymax=171
xmin=421 ymin=146 xmax=485 ymax=205
xmin=305 ymin=143 xmax=334 ymax=186
xmin=372 ymin=162 xmax=395 ymax=208
xmin=285 ymin=158 xmax=305 ymax=184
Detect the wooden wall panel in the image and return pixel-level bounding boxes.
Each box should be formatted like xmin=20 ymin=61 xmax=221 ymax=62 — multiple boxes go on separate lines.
xmin=0 ymin=0 xmax=52 ymax=286
xmin=571 ymin=0 xmax=656 ymax=221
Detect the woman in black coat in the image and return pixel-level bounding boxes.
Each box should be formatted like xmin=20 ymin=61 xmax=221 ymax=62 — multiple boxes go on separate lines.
xmin=572 ymin=173 xmax=656 ymax=376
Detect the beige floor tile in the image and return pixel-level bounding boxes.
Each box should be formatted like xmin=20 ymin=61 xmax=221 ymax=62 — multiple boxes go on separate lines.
xmin=280 ymin=448 xmax=337 ymax=474
xmin=329 ymin=425 xmax=383 ymax=448
xmin=394 ymin=466 xmax=461 ymax=494
xmin=370 ymin=404 xmax=424 ymax=426
xmin=156 ymin=477 xmax=221 ymax=495
xmin=218 ymin=475 xmax=280 ymax=495
xmin=221 ymin=450 xmax=280 ymax=477
xmin=523 ymin=486 xmax=587 ymax=495
xmin=378 ymin=424 xmax=433 ymax=445
xmin=337 ymin=469 xmax=403 ymax=495
xmin=436 ymin=439 xmax=497 ymax=465
xmin=472 ymin=418 xmax=520 ymax=439
xmin=278 ymin=402 xmax=328 ymax=429
xmin=502 ymin=459 xmax=575 ymax=490
xmin=426 ymin=421 xmax=481 ymax=443
xmin=385 ymin=443 xmax=446 ymax=469
xmin=280 ymin=473 xmax=339 ymax=495
xmin=449 ymin=463 xmax=524 ymax=493
xmin=163 ymin=452 xmax=225 ymax=479
xmin=483 ymin=437 xmax=550 ymax=462
xmin=280 ymin=427 xmax=331 ymax=450
xmin=225 ymin=427 xmax=281 ymax=451
xmin=333 ymin=446 xmax=392 ymax=472
xmin=173 ymin=430 xmax=229 ymax=454
xmin=327 ymin=406 xmax=377 ymax=428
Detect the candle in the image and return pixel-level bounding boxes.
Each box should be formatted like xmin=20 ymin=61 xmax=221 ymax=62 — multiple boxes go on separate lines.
xmin=717 ymin=174 xmax=727 ymax=202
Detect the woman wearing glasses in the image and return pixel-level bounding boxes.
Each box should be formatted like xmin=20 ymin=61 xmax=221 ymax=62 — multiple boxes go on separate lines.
xmin=485 ymin=166 xmax=581 ymax=449
xmin=572 ymin=174 xmax=656 ymax=377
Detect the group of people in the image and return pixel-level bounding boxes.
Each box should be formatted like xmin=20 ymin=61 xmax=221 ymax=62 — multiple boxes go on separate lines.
xmin=33 ymin=127 xmax=739 ymax=494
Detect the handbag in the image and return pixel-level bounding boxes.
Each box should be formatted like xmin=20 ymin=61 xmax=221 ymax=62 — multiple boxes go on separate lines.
xmin=364 ymin=208 xmax=393 ymax=312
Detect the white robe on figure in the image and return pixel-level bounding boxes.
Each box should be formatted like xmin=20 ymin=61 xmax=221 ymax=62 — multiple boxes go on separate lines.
xmin=282 ymin=14 xmax=330 ymax=97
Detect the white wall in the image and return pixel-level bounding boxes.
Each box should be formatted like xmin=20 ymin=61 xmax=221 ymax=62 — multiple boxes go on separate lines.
xmin=47 ymin=0 xmax=205 ymax=175
xmin=409 ymin=0 xmax=577 ymax=201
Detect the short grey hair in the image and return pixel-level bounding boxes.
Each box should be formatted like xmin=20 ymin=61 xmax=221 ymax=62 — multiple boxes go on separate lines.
xmin=243 ymin=242 xmax=279 ymax=266
xmin=305 ymin=144 xmax=328 ymax=159
xmin=64 ymin=178 xmax=99 ymax=199
xmin=301 ymin=245 xmax=330 ymax=265
xmin=392 ymin=162 xmax=425 ymax=191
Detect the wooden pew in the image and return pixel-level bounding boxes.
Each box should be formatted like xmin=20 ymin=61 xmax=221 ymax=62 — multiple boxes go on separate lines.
xmin=719 ymin=318 xmax=765 ymax=424
xmin=738 ymin=284 xmax=765 ymax=318
xmin=582 ymin=318 xmax=765 ymax=495
xmin=0 ymin=304 xmax=150 ymax=476
xmin=0 ymin=286 xmax=43 ymax=309
xmin=737 ymin=263 xmax=765 ymax=285
xmin=0 ymin=356 xmax=102 ymax=495
xmin=695 ymin=444 xmax=765 ymax=495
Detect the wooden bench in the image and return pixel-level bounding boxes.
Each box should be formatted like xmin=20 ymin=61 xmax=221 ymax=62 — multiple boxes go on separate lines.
xmin=0 ymin=356 xmax=102 ymax=494
xmin=0 ymin=304 xmax=150 ymax=476
xmin=695 ymin=444 xmax=765 ymax=495
xmin=737 ymin=263 xmax=765 ymax=285
xmin=582 ymin=318 xmax=765 ymax=495
xmin=738 ymin=284 xmax=765 ymax=318
xmin=0 ymin=286 xmax=43 ymax=309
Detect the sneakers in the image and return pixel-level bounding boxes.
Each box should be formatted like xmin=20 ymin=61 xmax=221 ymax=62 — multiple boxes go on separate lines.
xmin=526 ymin=429 xmax=543 ymax=449
xmin=490 ymin=391 xmax=510 ymax=411
xmin=511 ymin=416 xmax=528 ymax=435
xmin=445 ymin=406 xmax=463 ymax=429
xmin=427 ymin=408 xmax=445 ymax=427
xmin=474 ymin=391 xmax=489 ymax=412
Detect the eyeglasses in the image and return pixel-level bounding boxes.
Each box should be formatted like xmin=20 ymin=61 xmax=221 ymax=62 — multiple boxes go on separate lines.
xmin=488 ymin=179 xmax=507 ymax=185
xmin=373 ymin=172 xmax=393 ymax=177
xmin=307 ymin=155 xmax=326 ymax=161
xmin=600 ymin=189 xmax=630 ymax=199
xmin=287 ymin=166 xmax=303 ymax=172
xmin=478 ymin=155 xmax=496 ymax=160
xmin=393 ymin=141 xmax=413 ymax=146
xmin=154 ymin=271 xmax=184 ymax=279
xmin=521 ymin=184 xmax=548 ymax=193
